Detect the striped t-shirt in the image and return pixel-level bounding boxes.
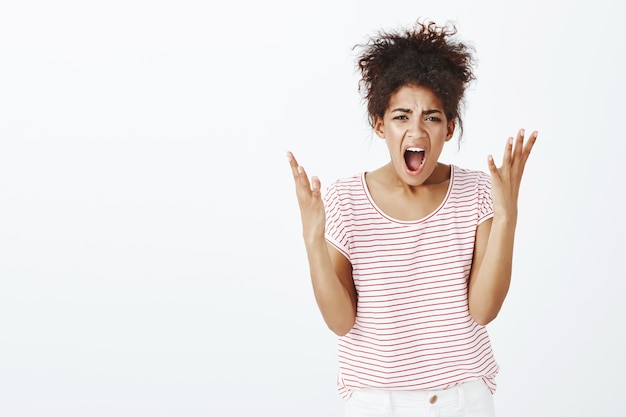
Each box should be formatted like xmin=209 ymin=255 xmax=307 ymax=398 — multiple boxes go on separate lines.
xmin=324 ymin=164 xmax=499 ymax=399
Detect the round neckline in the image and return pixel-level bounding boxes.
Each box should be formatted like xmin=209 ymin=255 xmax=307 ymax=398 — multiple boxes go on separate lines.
xmin=361 ymin=164 xmax=455 ymax=224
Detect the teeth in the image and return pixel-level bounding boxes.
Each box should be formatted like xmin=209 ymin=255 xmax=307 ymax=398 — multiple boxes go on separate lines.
xmin=406 ymin=147 xmax=425 ymax=152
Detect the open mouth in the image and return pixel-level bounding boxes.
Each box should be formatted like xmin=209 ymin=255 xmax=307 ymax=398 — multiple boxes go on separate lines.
xmin=404 ymin=147 xmax=425 ymax=173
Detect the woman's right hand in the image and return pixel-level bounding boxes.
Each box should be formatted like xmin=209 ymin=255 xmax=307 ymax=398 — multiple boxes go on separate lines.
xmin=287 ymin=151 xmax=326 ymax=242
xmin=288 ymin=151 xmax=357 ymax=335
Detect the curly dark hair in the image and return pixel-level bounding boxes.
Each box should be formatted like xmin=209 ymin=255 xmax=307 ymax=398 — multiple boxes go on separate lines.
xmin=355 ymin=19 xmax=476 ymax=142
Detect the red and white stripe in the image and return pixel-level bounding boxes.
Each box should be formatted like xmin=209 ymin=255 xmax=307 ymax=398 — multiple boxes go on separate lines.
xmin=324 ymin=165 xmax=499 ymax=399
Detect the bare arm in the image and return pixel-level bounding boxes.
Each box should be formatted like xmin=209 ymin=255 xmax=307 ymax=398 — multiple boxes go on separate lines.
xmin=287 ymin=151 xmax=357 ymax=336
xmin=305 ymin=240 xmax=357 ymax=335
xmin=468 ymin=129 xmax=537 ymax=325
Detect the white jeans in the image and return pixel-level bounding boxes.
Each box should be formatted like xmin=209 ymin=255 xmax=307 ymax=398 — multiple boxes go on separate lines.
xmin=344 ymin=379 xmax=495 ymax=417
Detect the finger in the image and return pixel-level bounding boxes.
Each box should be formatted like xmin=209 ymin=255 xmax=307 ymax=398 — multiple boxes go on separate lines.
xmin=311 ymin=176 xmax=322 ymax=198
xmin=487 ymin=154 xmax=500 ymax=180
xmin=296 ymin=165 xmax=312 ymax=190
xmin=502 ymin=136 xmax=513 ymax=166
xmin=521 ymin=130 xmax=538 ymax=164
xmin=512 ymin=129 xmax=524 ymax=162
xmin=287 ymin=151 xmax=314 ymax=191
xmin=287 ymin=151 xmax=301 ymax=178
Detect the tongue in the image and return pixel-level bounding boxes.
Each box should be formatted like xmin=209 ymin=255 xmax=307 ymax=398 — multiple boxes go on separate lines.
xmin=405 ymin=151 xmax=424 ymax=172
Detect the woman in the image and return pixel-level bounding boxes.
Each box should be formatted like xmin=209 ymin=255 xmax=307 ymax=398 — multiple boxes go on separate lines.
xmin=287 ymin=19 xmax=537 ymax=416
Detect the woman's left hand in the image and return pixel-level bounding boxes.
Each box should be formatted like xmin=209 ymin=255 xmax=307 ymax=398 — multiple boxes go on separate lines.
xmin=487 ymin=129 xmax=538 ymax=219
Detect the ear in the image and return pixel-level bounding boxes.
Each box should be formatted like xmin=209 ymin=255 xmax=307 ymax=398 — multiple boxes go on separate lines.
xmin=445 ymin=120 xmax=456 ymax=142
xmin=374 ymin=116 xmax=385 ymax=139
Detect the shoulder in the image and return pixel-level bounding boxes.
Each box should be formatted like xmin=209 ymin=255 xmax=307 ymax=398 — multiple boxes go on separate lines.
xmin=452 ymin=165 xmax=491 ymax=188
xmin=452 ymin=164 xmax=490 ymax=181
xmin=323 ymin=173 xmax=367 ymax=219
xmin=324 ymin=173 xmax=365 ymax=199
xmin=451 ymin=166 xmax=494 ymax=220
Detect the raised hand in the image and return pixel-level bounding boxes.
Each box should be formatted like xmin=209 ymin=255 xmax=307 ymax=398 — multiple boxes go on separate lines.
xmin=487 ymin=129 xmax=538 ymax=220
xmin=287 ymin=151 xmax=326 ymax=241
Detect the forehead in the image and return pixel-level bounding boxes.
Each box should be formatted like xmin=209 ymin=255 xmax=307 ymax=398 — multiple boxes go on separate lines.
xmin=387 ymin=84 xmax=443 ymax=109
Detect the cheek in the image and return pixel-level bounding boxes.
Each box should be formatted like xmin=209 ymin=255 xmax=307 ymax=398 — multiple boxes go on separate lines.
xmin=387 ymin=124 xmax=407 ymax=137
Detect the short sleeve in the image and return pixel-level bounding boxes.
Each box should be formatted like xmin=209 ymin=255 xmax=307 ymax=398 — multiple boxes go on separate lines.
xmin=323 ymin=181 xmax=351 ymax=260
xmin=477 ymin=171 xmax=494 ymax=225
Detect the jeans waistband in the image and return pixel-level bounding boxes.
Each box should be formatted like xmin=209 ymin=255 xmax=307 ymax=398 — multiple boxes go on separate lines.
xmin=350 ymin=379 xmax=486 ymax=408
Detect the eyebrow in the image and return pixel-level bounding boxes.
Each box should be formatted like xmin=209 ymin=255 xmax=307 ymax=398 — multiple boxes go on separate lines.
xmin=390 ymin=108 xmax=443 ymax=115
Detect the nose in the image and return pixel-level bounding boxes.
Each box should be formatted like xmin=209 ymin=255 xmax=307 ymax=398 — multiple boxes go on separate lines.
xmin=405 ymin=116 xmax=425 ymax=138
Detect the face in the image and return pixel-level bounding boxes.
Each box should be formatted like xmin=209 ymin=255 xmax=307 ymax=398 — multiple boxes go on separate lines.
xmin=374 ymin=84 xmax=455 ymax=186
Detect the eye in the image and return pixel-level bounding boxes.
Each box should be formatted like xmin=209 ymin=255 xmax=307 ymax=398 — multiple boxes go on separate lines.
xmin=393 ymin=115 xmax=409 ymax=120
xmin=425 ymin=116 xmax=442 ymax=122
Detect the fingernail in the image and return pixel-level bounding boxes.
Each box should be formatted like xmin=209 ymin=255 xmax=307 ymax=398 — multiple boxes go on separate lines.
xmin=520 ymin=129 xmax=525 ymax=136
